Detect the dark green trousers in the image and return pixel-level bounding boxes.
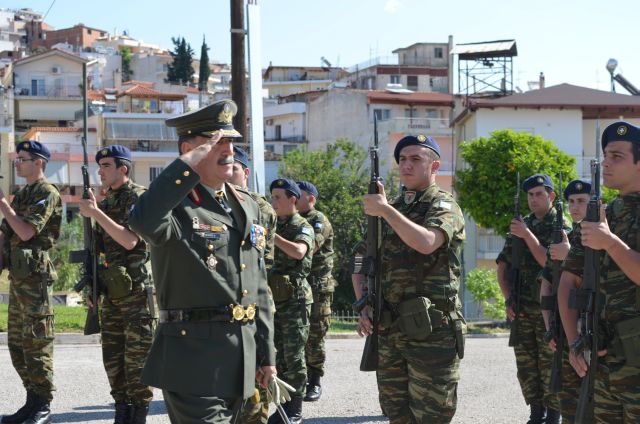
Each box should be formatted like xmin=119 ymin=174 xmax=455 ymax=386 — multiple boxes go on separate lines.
xmin=163 ymin=390 xmax=245 ymax=423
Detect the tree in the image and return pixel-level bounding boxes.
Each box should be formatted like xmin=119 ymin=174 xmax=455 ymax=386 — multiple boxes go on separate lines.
xmin=455 ymin=130 xmax=578 ymax=236
xmin=121 ymin=46 xmax=133 ymax=82
xmin=198 ymin=35 xmax=211 ymax=92
xmin=465 ymin=268 xmax=505 ymax=320
xmin=166 ymin=36 xmax=195 ymax=85
xmin=51 ymin=217 xmax=83 ymax=291
xmin=278 ymin=139 xmax=370 ymax=310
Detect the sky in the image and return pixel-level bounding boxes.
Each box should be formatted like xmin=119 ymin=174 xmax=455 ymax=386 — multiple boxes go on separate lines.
xmin=6 ymin=0 xmax=640 ymax=93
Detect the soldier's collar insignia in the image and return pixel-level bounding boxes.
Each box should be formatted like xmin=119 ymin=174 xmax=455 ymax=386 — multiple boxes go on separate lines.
xmin=576 ymin=182 xmax=583 ymax=190
xmin=404 ymin=190 xmax=417 ymax=204
xmin=188 ymin=188 xmax=202 ymax=205
xmin=536 ymin=177 xmax=544 ymax=183
xmin=417 ymin=134 xmax=427 ymax=143
xmin=617 ymin=125 xmax=628 ymax=136
xmin=228 ymin=184 xmax=245 ymax=201
xmin=218 ymin=103 xmax=233 ymax=124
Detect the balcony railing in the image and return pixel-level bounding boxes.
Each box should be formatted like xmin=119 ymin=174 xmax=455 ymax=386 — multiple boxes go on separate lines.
xmin=14 ymin=84 xmax=82 ymax=98
xmin=264 ymin=135 xmax=306 ymax=143
xmin=114 ymin=140 xmax=178 ymax=153
xmin=378 ymin=117 xmax=450 ymax=135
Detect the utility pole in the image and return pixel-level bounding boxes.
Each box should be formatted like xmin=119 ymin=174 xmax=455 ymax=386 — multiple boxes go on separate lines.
xmin=230 ymin=0 xmax=247 ymax=138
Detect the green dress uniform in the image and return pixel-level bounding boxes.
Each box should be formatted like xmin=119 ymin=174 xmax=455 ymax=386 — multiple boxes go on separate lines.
xmin=129 ymin=159 xmax=275 ymax=423
xmin=2 ymin=177 xmax=61 ymax=402
xmin=562 ymin=193 xmax=640 ymax=423
xmin=96 ymin=180 xmax=154 ymax=409
xmin=376 ymin=183 xmax=466 ymax=423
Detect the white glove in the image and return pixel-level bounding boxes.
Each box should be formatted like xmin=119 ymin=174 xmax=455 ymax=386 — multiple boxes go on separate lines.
xmin=266 ymin=375 xmax=295 ymax=405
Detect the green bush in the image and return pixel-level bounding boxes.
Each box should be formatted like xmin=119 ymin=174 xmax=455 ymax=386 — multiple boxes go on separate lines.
xmin=465 ymin=267 xmax=505 ymax=320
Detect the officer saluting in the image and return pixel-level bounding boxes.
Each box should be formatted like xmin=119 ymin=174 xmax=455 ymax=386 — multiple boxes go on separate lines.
xmin=129 ymin=99 xmax=276 ymax=423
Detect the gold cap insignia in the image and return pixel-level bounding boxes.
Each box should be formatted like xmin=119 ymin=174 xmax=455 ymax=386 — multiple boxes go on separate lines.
xmin=575 ymin=182 xmax=583 ymax=190
xmin=277 ymin=180 xmax=284 ymax=186
xmin=218 ymin=103 xmax=233 ymax=124
xmin=101 ymin=148 xmax=108 ymax=156
xmin=22 ymin=142 xmax=30 ymax=149
xmin=536 ymin=177 xmax=544 ymax=183
xmin=417 ymin=134 xmax=427 ymax=142
xmin=617 ymin=125 xmax=628 ymax=136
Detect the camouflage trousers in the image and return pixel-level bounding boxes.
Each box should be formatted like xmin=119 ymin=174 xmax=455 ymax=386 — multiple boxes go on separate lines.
xmin=100 ymin=289 xmax=154 ymax=406
xmin=7 ymin=274 xmax=55 ymax=401
xmin=592 ymin=357 xmax=640 ymax=423
xmin=238 ymin=387 xmax=269 ymax=424
xmin=377 ymin=324 xmax=460 ymax=424
xmin=555 ymin=345 xmax=582 ymax=423
xmin=274 ymin=298 xmax=311 ymax=396
xmin=513 ymin=302 xmax=559 ymax=410
xmin=305 ymin=288 xmax=333 ymax=376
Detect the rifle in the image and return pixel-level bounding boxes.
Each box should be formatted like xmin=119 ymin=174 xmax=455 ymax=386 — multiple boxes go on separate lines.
xmin=508 ymin=172 xmax=524 ymax=347
xmin=354 ymin=115 xmax=382 ymax=372
xmin=69 ymin=62 xmax=101 ymax=335
xmin=546 ymin=173 xmax=565 ymax=393
xmin=572 ymin=143 xmax=602 ymax=424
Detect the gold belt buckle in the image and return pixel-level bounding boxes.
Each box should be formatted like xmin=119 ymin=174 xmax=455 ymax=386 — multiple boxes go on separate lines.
xmin=230 ymin=303 xmax=257 ymax=323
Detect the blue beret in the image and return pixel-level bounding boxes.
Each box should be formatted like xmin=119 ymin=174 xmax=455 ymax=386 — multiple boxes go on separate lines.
xmin=563 ymin=179 xmax=591 ymax=200
xmin=601 ymin=121 xmax=640 ymax=151
xmin=297 ymin=181 xmax=318 ymax=198
xmin=95 ymin=145 xmax=132 ymax=163
xmin=17 ymin=140 xmax=50 ymax=161
xmin=522 ymin=173 xmax=554 ymax=192
xmin=233 ymin=146 xmax=249 ymax=168
xmin=393 ymin=134 xmax=441 ymax=163
xmin=270 ymin=178 xmax=301 ymax=199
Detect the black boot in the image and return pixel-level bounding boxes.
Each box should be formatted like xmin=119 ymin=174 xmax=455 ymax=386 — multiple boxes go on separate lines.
xmin=21 ymin=394 xmax=51 ymax=424
xmin=526 ymin=404 xmax=546 ymax=424
xmin=267 ymin=401 xmax=288 ymax=424
xmin=130 ymin=405 xmax=149 ymax=424
xmin=1 ymin=390 xmax=35 ymax=423
xmin=114 ymin=402 xmax=132 ymax=424
xmin=287 ymin=396 xmax=303 ymax=424
xmin=304 ymin=372 xmax=322 ymax=402
xmin=545 ymin=408 xmax=560 ymax=424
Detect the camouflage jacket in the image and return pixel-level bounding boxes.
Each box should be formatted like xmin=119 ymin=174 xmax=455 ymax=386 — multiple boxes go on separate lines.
xmin=380 ymin=183 xmax=465 ymax=308
xmin=96 ymin=180 xmax=148 ymax=268
xmin=300 ymin=208 xmax=334 ymax=279
xmin=562 ymin=193 xmax=640 ymax=325
xmin=273 ymin=212 xmax=315 ymax=301
xmin=1 ymin=177 xmax=62 ymax=257
xmin=249 ymin=191 xmax=277 ymax=272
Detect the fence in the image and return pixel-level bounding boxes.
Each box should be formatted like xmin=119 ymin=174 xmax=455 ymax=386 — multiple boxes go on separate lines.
xmin=331 ymin=310 xmax=359 ymax=323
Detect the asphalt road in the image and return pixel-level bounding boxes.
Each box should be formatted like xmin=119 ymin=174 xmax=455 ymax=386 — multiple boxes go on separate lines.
xmin=0 ymin=336 xmax=529 ymax=423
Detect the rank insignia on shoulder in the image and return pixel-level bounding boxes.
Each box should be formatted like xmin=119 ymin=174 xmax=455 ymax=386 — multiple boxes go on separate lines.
xmin=439 ymin=200 xmax=452 ymax=210
xmin=206 ymin=254 xmax=218 ymax=271
xmin=251 ymin=224 xmax=266 ymax=250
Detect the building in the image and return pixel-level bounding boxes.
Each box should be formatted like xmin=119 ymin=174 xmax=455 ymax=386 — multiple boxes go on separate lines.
xmin=262 ymin=64 xmax=348 ymax=98
xmin=27 ymin=23 xmax=108 ymax=52
xmin=0 ymin=8 xmax=46 ymax=59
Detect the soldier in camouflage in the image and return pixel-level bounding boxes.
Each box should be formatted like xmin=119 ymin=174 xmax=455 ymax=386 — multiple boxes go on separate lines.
xmin=267 ymin=178 xmax=314 ymax=424
xmin=497 ymin=173 xmax=568 ymax=424
xmin=78 ymin=145 xmax=154 ymax=424
xmin=559 ymin=121 xmax=640 ymax=423
xmin=355 ymin=135 xmax=466 ymax=423
xmin=0 ymin=141 xmax=61 ymax=424
xmin=538 ymin=179 xmax=590 ymax=423
xmin=230 ymin=146 xmax=277 ymax=424
xmin=296 ymin=180 xmax=335 ymax=402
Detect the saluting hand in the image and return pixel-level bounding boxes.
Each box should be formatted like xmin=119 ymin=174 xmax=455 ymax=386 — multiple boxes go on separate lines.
xmin=78 ymin=189 xmax=99 ymax=218
xmin=549 ymin=230 xmax=570 ymax=261
xmin=363 ymin=181 xmax=389 ymax=217
xmin=180 ymin=130 xmax=224 ymax=174
xmin=581 ymin=204 xmax=615 ymax=251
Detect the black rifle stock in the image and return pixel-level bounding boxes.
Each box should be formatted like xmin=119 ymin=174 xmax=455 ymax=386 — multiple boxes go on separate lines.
xmin=548 ymin=173 xmax=565 ymax=393
xmin=508 ymin=172 xmax=523 ymax=347
xmin=359 ymin=116 xmax=382 ymax=372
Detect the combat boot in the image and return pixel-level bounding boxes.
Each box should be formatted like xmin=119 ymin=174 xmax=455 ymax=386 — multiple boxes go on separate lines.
xmin=21 ymin=394 xmax=51 ymax=424
xmin=1 ymin=390 xmax=35 ymax=423
xmin=526 ymin=403 xmax=546 ymax=424
xmin=304 ymin=371 xmax=322 ymax=402
xmin=545 ymin=408 xmax=560 ymax=424
xmin=285 ymin=396 xmax=303 ymax=424
xmin=113 ymin=402 xmax=131 ymax=424
xmin=130 ymin=404 xmax=149 ymax=424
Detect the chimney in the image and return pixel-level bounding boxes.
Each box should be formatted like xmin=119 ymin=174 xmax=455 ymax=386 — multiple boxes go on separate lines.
xmin=539 ymin=72 xmax=545 ymax=89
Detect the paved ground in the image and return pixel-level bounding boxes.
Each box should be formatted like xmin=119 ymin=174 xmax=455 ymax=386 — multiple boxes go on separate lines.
xmin=0 ymin=336 xmax=529 ymax=423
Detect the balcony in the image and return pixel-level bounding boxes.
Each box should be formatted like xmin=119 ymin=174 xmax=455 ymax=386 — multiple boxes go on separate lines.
xmin=378 ymin=117 xmax=450 ymax=136
xmin=264 ymin=135 xmax=306 ymax=143
xmin=114 ymin=140 xmax=178 ymax=153
xmin=14 ymin=84 xmax=82 ymax=99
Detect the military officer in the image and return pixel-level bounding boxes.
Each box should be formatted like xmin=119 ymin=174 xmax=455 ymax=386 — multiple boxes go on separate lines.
xmin=129 ymin=99 xmax=276 ymax=424
xmin=559 ymin=121 xmax=640 ymax=423
xmin=0 ymin=141 xmax=61 ymax=424
xmin=354 ymin=135 xmax=466 ymax=423
xmin=78 ymin=145 xmax=154 ymax=424
xmin=296 ymin=180 xmax=335 ymax=402
xmin=267 ymin=178 xmax=314 ymax=424
xmin=230 ymin=146 xmax=277 ymax=424
xmin=538 ymin=179 xmax=590 ymax=423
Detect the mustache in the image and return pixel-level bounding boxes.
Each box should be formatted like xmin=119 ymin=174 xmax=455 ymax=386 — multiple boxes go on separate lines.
xmin=218 ymin=156 xmax=234 ymax=165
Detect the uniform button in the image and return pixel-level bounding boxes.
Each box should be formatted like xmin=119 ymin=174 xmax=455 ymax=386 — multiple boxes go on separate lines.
xmin=208 ymin=244 xmax=214 ymax=251
xmin=241 ymin=240 xmax=245 ymax=246
xmin=175 ymin=179 xmax=182 ymax=185
xmin=240 ymin=264 xmax=246 ymax=271
xmin=183 ymin=170 xmax=190 ymax=177
xmin=242 ymin=289 xmax=249 ymax=297
xmin=180 ymin=329 xmax=186 ymax=336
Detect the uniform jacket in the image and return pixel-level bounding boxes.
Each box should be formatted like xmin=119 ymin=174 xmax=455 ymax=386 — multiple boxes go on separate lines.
xmin=129 ymin=159 xmax=275 ymax=398
xmin=300 ymin=208 xmax=335 ymax=281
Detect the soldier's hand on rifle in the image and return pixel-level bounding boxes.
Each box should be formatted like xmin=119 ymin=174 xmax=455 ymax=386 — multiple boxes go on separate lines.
xmin=569 ymin=341 xmax=608 ymax=377
xmin=510 ymin=218 xmax=530 ymax=240
xmin=79 ymin=189 xmax=99 ymax=218
xmin=547 ymin=338 xmax=557 ymax=352
xmin=363 ymin=181 xmax=389 ymax=217
xmin=356 ymin=305 xmax=374 ymax=337
xmin=85 ymin=293 xmax=94 ymax=309
xmin=549 ymin=230 xmax=571 ymax=260
xmin=581 ymin=203 xmax=615 ymax=251
xmin=506 ymin=304 xmax=516 ymax=321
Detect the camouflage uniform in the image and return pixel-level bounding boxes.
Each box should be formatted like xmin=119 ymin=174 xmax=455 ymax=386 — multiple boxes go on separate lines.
xmin=562 ymin=193 xmax=640 ymax=423
xmin=377 ymin=184 xmax=466 ymax=423
xmin=497 ymin=207 xmax=568 ymax=413
xmin=2 ymin=178 xmax=61 ymax=402
xmin=270 ymin=212 xmax=314 ymax=396
xmin=95 ymin=181 xmax=154 ymax=407
xmin=301 ymin=208 xmax=335 ymax=377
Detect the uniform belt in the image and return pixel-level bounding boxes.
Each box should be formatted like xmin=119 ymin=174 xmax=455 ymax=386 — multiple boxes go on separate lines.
xmin=159 ymin=304 xmax=258 ymax=324
xmin=385 ymin=299 xmax=455 ymax=315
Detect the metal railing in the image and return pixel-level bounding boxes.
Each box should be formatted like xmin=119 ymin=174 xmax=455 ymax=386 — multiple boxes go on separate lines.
xmin=378 ymin=117 xmax=450 ymax=135
xmin=14 ymin=84 xmax=82 ymax=98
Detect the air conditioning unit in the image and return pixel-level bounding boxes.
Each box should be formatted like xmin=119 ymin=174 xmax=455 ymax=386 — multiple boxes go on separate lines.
xmin=51 ymin=66 xmax=61 ymax=74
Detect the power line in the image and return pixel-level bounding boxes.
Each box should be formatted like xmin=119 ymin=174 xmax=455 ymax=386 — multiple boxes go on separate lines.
xmin=43 ymin=0 xmax=57 ymax=20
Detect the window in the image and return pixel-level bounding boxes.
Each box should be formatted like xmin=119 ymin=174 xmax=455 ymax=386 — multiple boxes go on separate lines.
xmin=374 ymin=109 xmax=391 ymax=121
xmin=407 ymin=75 xmax=418 ymax=90
xmin=283 ymin=145 xmax=298 ymax=155
xmin=275 ymin=125 xmax=282 ymax=140
xmin=390 ymin=75 xmax=400 ymax=84
xmin=426 ymin=109 xmax=439 ymax=118
xmin=31 ymin=78 xmax=45 ymax=96
xmin=87 ymin=29 xmax=92 ymax=35
xmin=404 ymin=108 xmax=417 ymax=118
xmin=149 ymin=166 xmax=164 ymax=182
xmin=265 ymin=144 xmax=275 ymax=152
xmin=434 ymin=47 xmax=443 ymax=59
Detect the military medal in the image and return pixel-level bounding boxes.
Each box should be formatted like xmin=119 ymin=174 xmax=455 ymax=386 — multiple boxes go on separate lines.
xmin=251 ymin=224 xmax=267 ymax=251
xmin=192 ymin=217 xmax=200 ymax=229
xmin=206 ymin=254 xmax=218 ymax=270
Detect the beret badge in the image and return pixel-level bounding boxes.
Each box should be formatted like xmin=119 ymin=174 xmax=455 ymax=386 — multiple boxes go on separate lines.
xmin=417 ymin=134 xmax=427 ymax=143
xmin=617 ymin=125 xmax=628 ymax=136
xmin=218 ymin=103 xmax=233 ymax=125
xmin=576 ymin=182 xmax=583 ymax=190
xmin=22 ymin=142 xmax=30 ymax=149
xmin=536 ymin=177 xmax=544 ymax=183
